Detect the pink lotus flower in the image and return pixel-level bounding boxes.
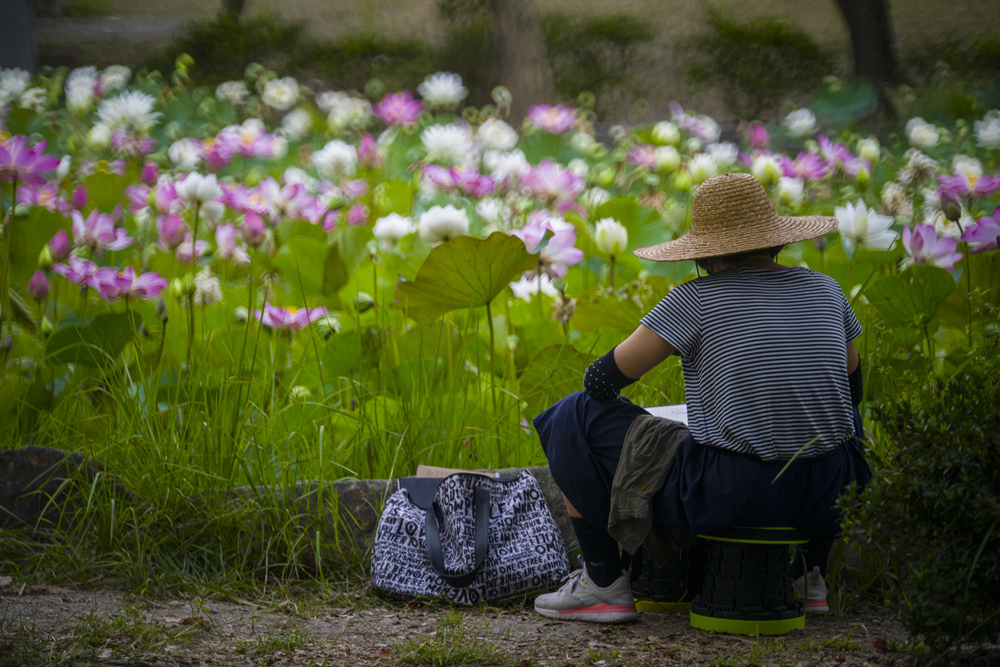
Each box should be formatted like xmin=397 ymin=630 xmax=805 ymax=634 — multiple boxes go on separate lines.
xmin=252 ymin=302 xmax=329 ymax=331
xmin=176 ymin=235 xmax=211 ymax=263
xmin=94 ymin=266 xmax=169 ymax=302
xmin=962 ymin=209 xmax=1000 ymax=254
xmin=215 ymin=223 xmax=251 ymax=265
xmin=16 ymin=183 xmax=71 ymax=214
xmin=938 ymin=172 xmax=1000 ymax=200
xmin=526 ymin=104 xmax=577 ymax=134
xmin=520 ymin=160 xmax=585 ymax=206
xmin=258 ymin=178 xmax=313 ymax=222
xmin=741 ymin=122 xmax=771 ymax=149
xmin=157 ymin=213 xmax=188 ymax=251
xmin=358 ymin=134 xmax=383 ymax=168
xmin=71 ymin=206 xmax=133 ymax=254
xmin=0 ymin=135 xmax=61 ymax=186
xmin=511 ymin=210 xmax=583 ymax=279
xmin=780 ymin=152 xmax=830 ymax=182
xmin=52 ymin=254 xmax=101 ymax=289
xmin=902 ymin=223 xmax=963 ymax=272
xmin=626 ymin=145 xmax=658 ymax=170
xmin=240 ymin=211 xmax=268 ymax=246
xmin=373 ymin=91 xmax=424 ymax=129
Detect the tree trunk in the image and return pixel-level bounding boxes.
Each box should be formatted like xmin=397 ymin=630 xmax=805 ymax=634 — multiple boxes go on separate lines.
xmin=833 ymin=0 xmax=900 ymax=114
xmin=486 ymin=0 xmax=555 ymax=124
xmin=0 ymin=0 xmax=36 ymax=72
xmin=220 ymin=0 xmax=248 ymax=19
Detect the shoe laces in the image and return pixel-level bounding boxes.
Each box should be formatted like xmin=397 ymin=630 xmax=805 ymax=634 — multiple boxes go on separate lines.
xmin=554 ymin=567 xmax=588 ymax=595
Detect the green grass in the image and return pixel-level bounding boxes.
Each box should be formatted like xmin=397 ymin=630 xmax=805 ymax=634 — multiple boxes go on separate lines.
xmin=393 ymin=610 xmax=513 ymax=666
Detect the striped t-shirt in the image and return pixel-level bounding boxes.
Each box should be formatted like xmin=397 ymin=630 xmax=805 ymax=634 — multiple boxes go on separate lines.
xmin=640 ymin=266 xmax=862 ymax=461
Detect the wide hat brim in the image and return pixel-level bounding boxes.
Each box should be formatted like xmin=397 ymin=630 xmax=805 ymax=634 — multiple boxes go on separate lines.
xmin=633 ymin=173 xmax=838 ymax=262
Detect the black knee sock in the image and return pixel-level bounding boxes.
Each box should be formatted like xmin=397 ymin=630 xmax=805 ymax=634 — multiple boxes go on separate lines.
xmin=571 ymin=517 xmax=623 ymax=588
xmin=791 ymin=536 xmax=833 ymax=578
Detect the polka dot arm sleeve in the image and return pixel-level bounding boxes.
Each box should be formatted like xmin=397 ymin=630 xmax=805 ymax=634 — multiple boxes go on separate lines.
xmin=583 ymin=347 xmax=637 ymax=401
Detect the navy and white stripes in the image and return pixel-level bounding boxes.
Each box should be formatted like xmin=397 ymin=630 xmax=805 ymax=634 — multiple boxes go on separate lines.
xmin=640 ymin=266 xmax=862 ymax=461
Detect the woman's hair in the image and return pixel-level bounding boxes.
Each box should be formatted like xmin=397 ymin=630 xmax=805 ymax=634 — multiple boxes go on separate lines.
xmin=695 ymin=245 xmax=786 ymax=274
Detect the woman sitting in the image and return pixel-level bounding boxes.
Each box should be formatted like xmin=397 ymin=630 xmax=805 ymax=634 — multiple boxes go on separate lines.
xmin=532 ymin=173 xmax=871 ymax=623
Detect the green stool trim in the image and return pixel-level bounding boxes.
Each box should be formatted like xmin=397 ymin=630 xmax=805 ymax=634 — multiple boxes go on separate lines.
xmin=690 ymin=611 xmax=805 ymax=636
xmin=635 ymin=599 xmax=692 ymax=614
xmin=697 ymin=526 xmax=808 ymax=545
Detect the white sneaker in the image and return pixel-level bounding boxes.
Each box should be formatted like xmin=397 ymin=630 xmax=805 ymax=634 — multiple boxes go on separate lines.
xmin=534 ymin=565 xmax=639 ymax=623
xmin=794 ymin=566 xmax=829 ymax=613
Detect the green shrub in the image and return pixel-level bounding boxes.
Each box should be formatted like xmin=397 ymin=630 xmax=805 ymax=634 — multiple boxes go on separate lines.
xmin=898 ymin=32 xmax=1000 ymax=120
xmin=843 ymin=352 xmax=1000 ymax=655
xmin=678 ymin=6 xmax=836 ymax=121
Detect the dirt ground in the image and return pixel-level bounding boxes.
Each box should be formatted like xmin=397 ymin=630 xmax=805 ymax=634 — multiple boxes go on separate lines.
xmin=1 ymin=580 xmax=975 ymax=667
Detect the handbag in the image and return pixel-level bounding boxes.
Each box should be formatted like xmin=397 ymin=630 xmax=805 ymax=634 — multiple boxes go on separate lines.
xmin=370 ymin=470 xmax=569 ymax=604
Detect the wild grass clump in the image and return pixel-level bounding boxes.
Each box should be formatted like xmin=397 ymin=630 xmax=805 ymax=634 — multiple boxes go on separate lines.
xmin=842 ymin=349 xmax=1000 ymax=656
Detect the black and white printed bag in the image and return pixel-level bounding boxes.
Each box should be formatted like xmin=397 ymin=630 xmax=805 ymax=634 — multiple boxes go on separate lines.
xmin=370 ymin=471 xmax=569 ymax=604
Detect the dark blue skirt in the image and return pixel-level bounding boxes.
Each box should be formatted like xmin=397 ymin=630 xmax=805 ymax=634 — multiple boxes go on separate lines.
xmin=532 ymin=391 xmax=872 ymax=539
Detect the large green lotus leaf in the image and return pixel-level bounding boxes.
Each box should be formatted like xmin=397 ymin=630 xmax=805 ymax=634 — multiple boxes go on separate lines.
xmin=372 ymin=179 xmax=416 ymax=218
xmin=519 ymin=343 xmax=594 ymax=417
xmin=573 ymin=289 xmax=644 ymax=334
xmin=8 ymin=209 xmax=66 ymax=288
xmin=83 ymin=171 xmax=128 ymax=213
xmin=271 ymin=236 xmax=349 ymax=299
xmin=866 ymin=265 xmax=956 ymax=329
xmin=394 ymin=232 xmax=536 ymax=323
xmin=44 ymin=311 xmax=141 ymax=367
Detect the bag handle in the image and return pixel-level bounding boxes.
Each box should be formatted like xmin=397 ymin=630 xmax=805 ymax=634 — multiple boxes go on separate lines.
xmin=424 ymin=486 xmax=491 ymax=588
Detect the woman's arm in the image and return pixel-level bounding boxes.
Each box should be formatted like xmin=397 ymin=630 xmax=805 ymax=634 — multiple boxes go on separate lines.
xmin=613 ymin=323 xmax=678 ymax=380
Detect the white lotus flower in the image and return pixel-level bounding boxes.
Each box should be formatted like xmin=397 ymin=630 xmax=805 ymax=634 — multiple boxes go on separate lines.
xmin=321 ymin=92 xmax=373 ymax=131
xmin=783 ymin=108 xmax=816 ymax=138
xmin=419 ymin=205 xmax=469 ymax=244
xmin=194 ymin=267 xmax=223 ymax=306
xmin=475 ymin=197 xmax=511 ymax=228
xmin=216 ymin=81 xmax=249 ymax=106
xmin=18 ymin=87 xmax=47 ymax=112
xmin=705 ymin=141 xmax=738 ymax=167
xmin=509 ymin=274 xmax=558 ymax=301
xmin=65 ymin=66 xmax=98 ymax=112
xmin=100 ymin=65 xmax=132 ymax=92
xmin=97 ymin=91 xmax=161 ymax=132
xmin=312 ymin=140 xmax=358 ymax=180
xmin=594 ymin=218 xmax=628 ymax=256
xmin=176 ymin=172 xmax=223 ymax=204
xmin=570 ymin=131 xmax=598 ymax=154
xmin=951 ymin=154 xmax=983 ymax=180
xmin=261 ymin=76 xmax=299 ymax=111
xmin=776 ymin=177 xmax=804 ymax=210
xmin=654 ymin=145 xmax=680 ymax=172
xmin=421 ymin=124 xmax=476 ymax=165
xmin=86 ymin=122 xmax=112 ymax=149
xmin=905 ymin=117 xmax=940 ymax=149
xmin=477 ymin=118 xmax=519 ymax=151
xmin=651 ymin=121 xmax=680 ymax=146
xmin=483 ymin=149 xmax=530 ymax=184
xmin=417 ymin=71 xmax=468 ymax=109
xmin=974 ymin=110 xmax=1000 ymax=150
xmin=281 ymin=108 xmax=313 ymax=140
xmin=688 ymin=154 xmax=718 ymax=184
xmin=581 ymin=187 xmax=612 ymax=210
xmin=751 ymin=154 xmax=783 ymax=186
xmin=168 ymin=137 xmax=203 ymax=170
xmin=373 ymin=213 xmax=415 ymax=248
xmin=835 ymin=200 xmax=898 ymax=253
xmin=0 ymin=68 xmax=30 ymax=107
xmin=856 ymin=137 xmax=881 ymax=163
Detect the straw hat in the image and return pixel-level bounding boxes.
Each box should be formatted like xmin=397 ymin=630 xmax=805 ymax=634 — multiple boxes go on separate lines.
xmin=632 ymin=173 xmax=837 ymax=262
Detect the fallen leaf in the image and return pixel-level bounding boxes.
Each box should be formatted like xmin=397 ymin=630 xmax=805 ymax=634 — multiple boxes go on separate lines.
xmin=872 ymin=636 xmax=888 ymax=654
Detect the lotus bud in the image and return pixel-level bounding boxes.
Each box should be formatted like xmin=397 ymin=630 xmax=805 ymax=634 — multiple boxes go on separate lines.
xmin=855 ymin=165 xmax=871 ymax=191
xmin=41 ymin=316 xmax=54 ymax=338
xmin=71 ymin=184 xmax=88 ymax=209
xmin=28 ymin=270 xmax=50 ymax=301
xmin=288 ymin=385 xmax=311 ymax=401
xmin=14 ymin=203 xmax=30 ymax=218
xmin=673 ymin=171 xmax=693 ymax=193
xmin=358 ymin=134 xmax=382 ymax=169
xmin=156 ymin=297 xmax=168 ymax=324
xmin=856 ymin=137 xmax=881 ymax=164
xmin=654 ymin=146 xmax=680 ymax=173
xmin=37 ymin=245 xmax=54 ymax=270
xmin=233 ymin=306 xmax=249 ymax=323
xmin=141 ymin=161 xmax=159 ymax=186
xmin=594 ymin=165 xmax=615 ymax=188
xmin=354 ymin=292 xmax=375 ymax=314
xmin=48 ymin=229 xmax=71 ymax=260
xmin=594 ymin=218 xmax=629 ymax=256
xmin=241 ymin=211 xmax=268 ymax=247
xmin=940 ymin=191 xmax=962 ymax=221
xmin=651 ymin=121 xmax=680 ymax=146
xmin=315 ymin=313 xmax=341 ymax=339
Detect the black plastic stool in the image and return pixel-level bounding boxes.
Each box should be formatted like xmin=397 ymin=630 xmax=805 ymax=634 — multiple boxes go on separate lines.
xmin=690 ymin=526 xmax=806 ymax=635
xmin=630 ymin=541 xmax=707 ymax=613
